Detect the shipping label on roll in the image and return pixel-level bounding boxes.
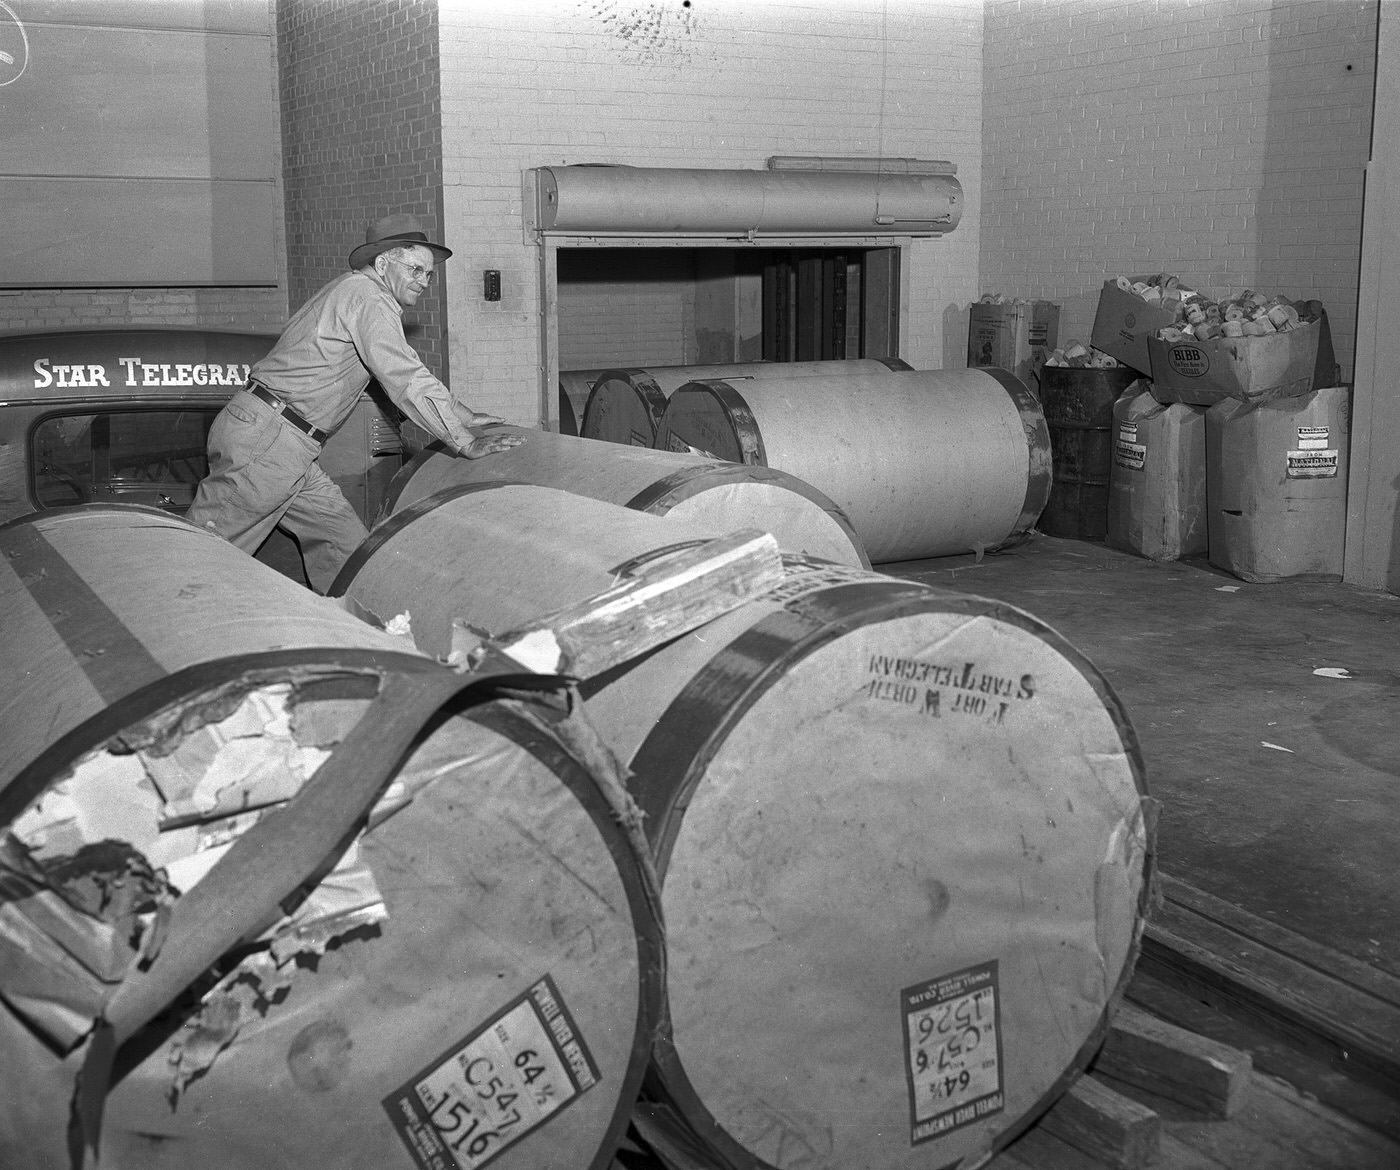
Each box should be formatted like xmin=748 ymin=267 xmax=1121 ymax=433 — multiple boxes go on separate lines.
xmin=1296 ymin=426 xmax=1330 ymax=450
xmin=903 ymin=961 xmax=1005 ymax=1146
xmin=384 ymin=975 xmax=599 ymax=1170
xmin=1114 ymin=423 xmax=1146 ymax=471
xmin=1287 ymin=449 xmax=1339 ymax=478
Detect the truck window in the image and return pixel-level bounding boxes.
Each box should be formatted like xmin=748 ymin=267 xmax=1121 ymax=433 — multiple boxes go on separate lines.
xmin=31 ymin=409 xmax=216 ymax=512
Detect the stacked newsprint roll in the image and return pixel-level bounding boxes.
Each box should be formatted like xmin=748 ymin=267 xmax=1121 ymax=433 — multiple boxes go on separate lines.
xmin=334 ymin=482 xmax=1156 ymax=1170
xmin=0 ymin=504 xmax=661 ymax=1170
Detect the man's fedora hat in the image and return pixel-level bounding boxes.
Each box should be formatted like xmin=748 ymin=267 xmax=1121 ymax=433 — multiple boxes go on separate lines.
xmin=349 ymin=213 xmax=453 ymax=269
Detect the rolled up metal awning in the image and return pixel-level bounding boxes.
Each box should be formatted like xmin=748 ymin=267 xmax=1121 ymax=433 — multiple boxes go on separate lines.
xmin=533 ymin=164 xmax=962 ymax=237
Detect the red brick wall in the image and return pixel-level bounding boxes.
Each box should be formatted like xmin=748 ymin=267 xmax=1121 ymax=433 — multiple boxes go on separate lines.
xmin=276 ymin=0 xmax=448 ymax=379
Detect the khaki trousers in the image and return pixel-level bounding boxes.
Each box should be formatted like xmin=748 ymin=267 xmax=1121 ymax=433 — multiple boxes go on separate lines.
xmin=187 ymin=388 xmax=368 ymax=592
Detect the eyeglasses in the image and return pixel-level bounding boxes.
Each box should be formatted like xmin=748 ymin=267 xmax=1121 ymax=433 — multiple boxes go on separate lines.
xmin=386 ymin=257 xmax=436 ymax=284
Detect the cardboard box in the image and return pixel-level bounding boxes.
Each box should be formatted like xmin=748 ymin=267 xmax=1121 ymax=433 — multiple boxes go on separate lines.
xmin=1090 ymin=277 xmax=1188 ymax=374
xmin=1145 ymin=314 xmax=1324 ymax=407
xmin=967 ymin=300 xmax=1059 ymax=392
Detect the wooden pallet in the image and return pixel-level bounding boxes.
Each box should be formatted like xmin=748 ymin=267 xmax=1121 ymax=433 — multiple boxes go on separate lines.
xmin=1140 ymin=874 xmax=1400 ymax=1106
xmin=990 ymin=1061 xmax=1400 ymax=1170
xmin=991 ymin=871 xmax=1400 ymax=1168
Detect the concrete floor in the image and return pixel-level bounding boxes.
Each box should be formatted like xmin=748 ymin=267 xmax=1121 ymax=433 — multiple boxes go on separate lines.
xmin=882 ymin=533 xmax=1400 ymax=980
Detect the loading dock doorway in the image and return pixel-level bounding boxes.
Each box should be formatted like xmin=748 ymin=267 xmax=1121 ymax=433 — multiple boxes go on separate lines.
xmin=548 ymin=242 xmax=904 ymax=422
xmin=761 ymin=247 xmax=899 ymax=362
xmin=526 ymin=161 xmax=959 ymax=430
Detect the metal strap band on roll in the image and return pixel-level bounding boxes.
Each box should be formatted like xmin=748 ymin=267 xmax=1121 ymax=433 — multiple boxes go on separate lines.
xmin=973 ymin=366 xmax=1054 ymax=546
xmin=581 ymin=368 xmax=669 ymax=446
xmin=375 ymin=441 xmax=447 ymax=521
xmin=656 ymin=379 xmax=766 ymax=465
xmin=621 ymin=462 xmax=868 ymax=567
xmin=330 ymin=479 xmax=518 ymax=598
xmin=379 ymin=428 xmax=869 ymax=567
xmin=0 ymin=509 xmax=173 ymax=707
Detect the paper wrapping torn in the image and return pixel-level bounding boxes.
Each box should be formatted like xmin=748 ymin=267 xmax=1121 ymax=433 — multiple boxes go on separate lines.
xmin=10 ymin=752 xmax=161 ymax=861
xmin=142 ymin=685 xmax=330 ymax=826
xmin=1 ymin=682 xmax=386 ymax=1082
xmin=0 ymin=836 xmax=176 ymax=1051
xmin=167 ymin=985 xmax=247 ymax=1101
xmin=165 ymin=845 xmax=390 ymax=1103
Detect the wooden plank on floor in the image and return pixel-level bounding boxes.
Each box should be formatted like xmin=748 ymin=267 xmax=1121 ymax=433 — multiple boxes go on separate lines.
xmin=1038 ymin=1075 xmax=1162 ymax=1169
xmin=994 ymin=1123 xmax=1229 ymax=1170
xmin=1141 ymin=872 xmax=1400 ymax=1099
xmin=1161 ymin=1070 xmax=1400 ymax=1170
xmin=1160 ymin=874 xmax=1400 ymax=1007
xmin=994 ymin=1124 xmax=1124 ymax=1170
xmin=1126 ymin=971 xmax=1400 ymax=1142
xmin=1093 ymin=1001 xmax=1252 ymax=1118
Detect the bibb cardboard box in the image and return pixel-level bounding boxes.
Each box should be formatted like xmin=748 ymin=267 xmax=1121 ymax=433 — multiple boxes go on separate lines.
xmin=1090 ymin=277 xmax=1188 ymax=374
xmin=967 ymin=300 xmax=1059 ymax=393
xmin=1145 ymin=313 xmax=1327 ymax=406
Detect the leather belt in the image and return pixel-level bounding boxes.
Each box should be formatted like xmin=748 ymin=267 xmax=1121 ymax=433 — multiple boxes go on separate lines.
xmin=247 ymin=381 xmax=331 ymax=445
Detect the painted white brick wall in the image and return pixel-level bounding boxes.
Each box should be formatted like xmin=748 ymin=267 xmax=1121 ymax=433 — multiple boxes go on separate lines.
xmin=981 ymin=0 xmax=1376 ymax=381
xmin=438 ymin=0 xmax=983 ymax=424
xmin=556 ymin=250 xmax=697 ymax=369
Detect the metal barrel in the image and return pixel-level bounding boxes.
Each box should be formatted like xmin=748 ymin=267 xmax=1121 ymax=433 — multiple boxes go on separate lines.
xmin=379 ymin=426 xmax=869 ymax=568
xmin=651 ymin=367 xmax=1053 ymax=564
xmin=331 ymin=484 xmax=1157 ymax=1170
xmin=578 ymin=358 xmax=912 ymax=448
xmin=1040 ymin=366 xmax=1141 ymax=541
xmin=0 ymin=505 xmax=662 ymax=1170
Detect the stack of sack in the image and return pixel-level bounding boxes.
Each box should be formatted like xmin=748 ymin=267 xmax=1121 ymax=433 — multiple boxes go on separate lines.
xmin=1087 ymin=273 xmax=1347 ymax=582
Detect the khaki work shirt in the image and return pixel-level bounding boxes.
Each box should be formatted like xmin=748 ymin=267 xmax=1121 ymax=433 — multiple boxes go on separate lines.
xmin=248 ymin=270 xmax=477 ymax=452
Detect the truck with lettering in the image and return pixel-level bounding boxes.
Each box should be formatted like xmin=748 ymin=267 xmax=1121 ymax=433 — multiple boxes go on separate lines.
xmin=0 ymin=328 xmax=403 ymax=583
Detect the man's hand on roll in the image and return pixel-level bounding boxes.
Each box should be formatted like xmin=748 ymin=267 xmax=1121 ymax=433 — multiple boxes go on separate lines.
xmin=458 ymin=430 xmax=525 ymax=459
